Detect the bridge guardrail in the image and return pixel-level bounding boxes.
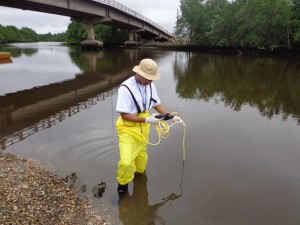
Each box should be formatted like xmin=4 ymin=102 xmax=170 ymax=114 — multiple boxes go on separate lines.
xmin=93 ymin=0 xmax=172 ymax=37
xmin=0 ymin=88 xmax=117 ymax=150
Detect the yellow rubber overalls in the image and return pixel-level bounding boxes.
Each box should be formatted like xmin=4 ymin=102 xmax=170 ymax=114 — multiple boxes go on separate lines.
xmin=116 ymin=111 xmax=150 ymax=185
xmin=116 ymin=84 xmax=156 ymax=185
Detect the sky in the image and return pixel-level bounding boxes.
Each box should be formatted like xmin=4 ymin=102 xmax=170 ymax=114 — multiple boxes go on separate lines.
xmin=0 ymin=0 xmax=181 ymax=34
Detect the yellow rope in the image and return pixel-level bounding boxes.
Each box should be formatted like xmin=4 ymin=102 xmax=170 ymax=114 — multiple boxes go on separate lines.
xmin=143 ymin=113 xmax=187 ymax=161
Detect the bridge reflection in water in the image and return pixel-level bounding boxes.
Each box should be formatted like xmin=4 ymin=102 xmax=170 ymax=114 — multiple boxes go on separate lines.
xmin=0 ymin=70 xmax=130 ymax=150
xmin=0 ymin=43 xmax=170 ymax=151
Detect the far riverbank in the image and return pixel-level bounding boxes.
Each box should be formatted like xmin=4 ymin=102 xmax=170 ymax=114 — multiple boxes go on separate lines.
xmin=142 ymin=43 xmax=300 ymax=57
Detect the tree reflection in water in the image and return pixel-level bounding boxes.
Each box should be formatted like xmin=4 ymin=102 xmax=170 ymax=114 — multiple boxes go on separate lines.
xmin=174 ymin=52 xmax=300 ymax=123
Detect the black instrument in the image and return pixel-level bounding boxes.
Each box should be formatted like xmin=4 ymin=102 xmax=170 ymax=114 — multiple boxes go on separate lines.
xmin=155 ymin=113 xmax=175 ymax=120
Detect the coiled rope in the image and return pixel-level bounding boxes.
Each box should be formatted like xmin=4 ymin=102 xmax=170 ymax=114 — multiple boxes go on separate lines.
xmin=143 ymin=113 xmax=186 ymax=161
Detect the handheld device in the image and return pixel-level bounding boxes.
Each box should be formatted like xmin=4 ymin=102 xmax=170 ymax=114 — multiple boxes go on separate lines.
xmin=155 ymin=113 xmax=175 ymax=120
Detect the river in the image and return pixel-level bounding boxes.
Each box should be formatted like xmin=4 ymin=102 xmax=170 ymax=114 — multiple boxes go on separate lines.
xmin=1 ymin=42 xmax=300 ymax=225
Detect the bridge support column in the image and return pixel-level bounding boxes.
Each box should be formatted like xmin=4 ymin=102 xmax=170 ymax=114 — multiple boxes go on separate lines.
xmin=80 ymin=23 xmax=103 ymax=50
xmin=124 ymin=32 xmax=138 ymax=48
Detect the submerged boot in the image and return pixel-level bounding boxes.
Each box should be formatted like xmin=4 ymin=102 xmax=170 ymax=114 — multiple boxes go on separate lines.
xmin=117 ymin=183 xmax=128 ymax=193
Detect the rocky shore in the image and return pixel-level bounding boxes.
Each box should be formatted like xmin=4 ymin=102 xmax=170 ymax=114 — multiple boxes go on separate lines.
xmin=0 ymin=152 xmax=106 ymax=225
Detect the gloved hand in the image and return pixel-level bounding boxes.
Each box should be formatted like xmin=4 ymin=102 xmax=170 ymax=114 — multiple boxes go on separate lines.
xmin=145 ymin=113 xmax=162 ymax=124
xmin=172 ymin=116 xmax=184 ymax=125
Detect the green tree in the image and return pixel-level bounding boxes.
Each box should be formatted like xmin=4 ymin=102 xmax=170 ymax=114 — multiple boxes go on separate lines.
xmin=94 ymin=24 xmax=128 ymax=45
xmin=239 ymin=0 xmax=292 ymax=49
xmin=179 ymin=0 xmax=209 ymax=44
xmin=174 ymin=9 xmax=190 ymax=40
xmin=66 ymin=22 xmax=87 ymax=43
xmin=175 ymin=0 xmax=296 ymax=49
xmin=4 ymin=25 xmax=19 ymax=42
xmin=291 ymin=0 xmax=300 ymax=43
xmin=205 ymin=0 xmax=234 ymax=46
xmin=19 ymin=27 xmax=39 ymax=42
xmin=0 ymin=24 xmax=5 ymax=42
xmin=39 ymin=32 xmax=66 ymax=42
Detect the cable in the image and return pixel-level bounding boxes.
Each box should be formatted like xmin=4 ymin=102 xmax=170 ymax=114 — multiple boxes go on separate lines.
xmin=143 ymin=113 xmax=186 ymax=161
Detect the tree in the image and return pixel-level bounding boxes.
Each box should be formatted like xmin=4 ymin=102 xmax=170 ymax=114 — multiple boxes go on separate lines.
xmin=174 ymin=0 xmax=297 ymax=49
xmin=0 ymin=24 xmax=5 ymax=42
xmin=94 ymin=24 xmax=128 ymax=45
xmin=66 ymin=22 xmax=87 ymax=43
xmin=174 ymin=9 xmax=191 ymax=40
xmin=236 ymin=0 xmax=292 ymax=49
xmin=205 ymin=0 xmax=234 ymax=46
xmin=291 ymin=0 xmax=300 ymax=44
xmin=179 ymin=0 xmax=210 ymax=45
xmin=19 ymin=27 xmax=39 ymax=42
xmin=4 ymin=25 xmax=19 ymax=42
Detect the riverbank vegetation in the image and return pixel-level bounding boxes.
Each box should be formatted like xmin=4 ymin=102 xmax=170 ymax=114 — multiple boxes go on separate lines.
xmin=65 ymin=22 xmax=128 ymax=46
xmin=174 ymin=0 xmax=300 ymax=51
xmin=0 ymin=24 xmax=66 ymax=43
xmin=0 ymin=22 xmax=128 ymax=46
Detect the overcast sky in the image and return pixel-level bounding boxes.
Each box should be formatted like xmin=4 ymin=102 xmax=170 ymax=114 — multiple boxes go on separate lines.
xmin=0 ymin=0 xmax=180 ymax=34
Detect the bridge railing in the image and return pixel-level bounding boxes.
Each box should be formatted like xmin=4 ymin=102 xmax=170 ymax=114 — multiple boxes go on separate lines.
xmin=0 ymin=88 xmax=117 ymax=150
xmin=93 ymin=0 xmax=172 ymax=37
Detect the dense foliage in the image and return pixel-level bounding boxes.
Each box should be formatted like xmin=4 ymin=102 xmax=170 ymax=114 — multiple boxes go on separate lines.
xmin=65 ymin=22 xmax=129 ymax=45
xmin=0 ymin=21 xmax=128 ymax=45
xmin=39 ymin=32 xmax=66 ymax=42
xmin=174 ymin=0 xmax=300 ymax=49
xmin=0 ymin=24 xmax=38 ymax=42
xmin=0 ymin=24 xmax=66 ymax=42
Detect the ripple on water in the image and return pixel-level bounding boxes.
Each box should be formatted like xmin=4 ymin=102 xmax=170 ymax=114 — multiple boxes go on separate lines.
xmin=64 ymin=128 xmax=118 ymax=161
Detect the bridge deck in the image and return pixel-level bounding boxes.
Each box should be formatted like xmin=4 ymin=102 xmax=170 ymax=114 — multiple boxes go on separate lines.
xmin=0 ymin=0 xmax=173 ymax=40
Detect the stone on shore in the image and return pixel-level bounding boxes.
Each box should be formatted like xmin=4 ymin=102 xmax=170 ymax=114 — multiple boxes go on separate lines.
xmin=0 ymin=152 xmax=106 ymax=225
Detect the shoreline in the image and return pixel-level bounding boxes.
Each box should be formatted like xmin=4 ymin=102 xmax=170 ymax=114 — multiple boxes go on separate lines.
xmin=141 ymin=44 xmax=300 ymax=57
xmin=0 ymin=152 xmax=106 ymax=224
xmin=3 ymin=41 xmax=300 ymax=57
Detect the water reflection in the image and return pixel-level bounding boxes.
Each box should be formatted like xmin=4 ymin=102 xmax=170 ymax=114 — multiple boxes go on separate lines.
xmin=92 ymin=182 xmax=107 ymax=198
xmin=0 ymin=45 xmax=171 ymax=150
xmin=0 ymin=58 xmax=12 ymax=64
xmin=118 ymin=173 xmax=181 ymax=225
xmin=70 ymin=48 xmax=171 ymax=75
xmin=0 ymin=87 xmax=119 ymax=150
xmin=65 ymin=172 xmax=106 ymax=198
xmin=65 ymin=172 xmax=81 ymax=190
xmin=70 ymin=49 xmax=130 ymax=75
xmin=174 ymin=52 xmax=300 ymax=123
xmin=0 ymin=48 xmax=133 ymax=149
xmin=0 ymin=44 xmax=38 ymax=58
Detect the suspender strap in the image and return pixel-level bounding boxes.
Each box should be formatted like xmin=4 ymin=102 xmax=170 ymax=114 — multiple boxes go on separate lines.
xmin=120 ymin=83 xmax=158 ymax=113
xmin=149 ymin=84 xmax=157 ymax=110
xmin=120 ymin=84 xmax=142 ymax=114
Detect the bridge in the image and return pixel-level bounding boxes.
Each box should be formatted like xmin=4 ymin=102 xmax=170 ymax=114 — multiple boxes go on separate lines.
xmin=0 ymin=0 xmax=174 ymax=47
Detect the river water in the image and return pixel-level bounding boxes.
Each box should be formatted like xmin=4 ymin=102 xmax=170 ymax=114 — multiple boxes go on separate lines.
xmin=1 ymin=42 xmax=300 ymax=225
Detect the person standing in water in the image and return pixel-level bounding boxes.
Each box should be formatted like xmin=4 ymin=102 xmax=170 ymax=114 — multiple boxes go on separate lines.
xmin=115 ymin=58 xmax=183 ymax=193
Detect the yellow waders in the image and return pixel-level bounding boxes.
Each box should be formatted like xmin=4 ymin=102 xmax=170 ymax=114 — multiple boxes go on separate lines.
xmin=116 ymin=111 xmax=150 ymax=185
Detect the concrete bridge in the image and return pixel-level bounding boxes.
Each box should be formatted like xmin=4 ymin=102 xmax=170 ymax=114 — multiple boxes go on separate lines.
xmin=0 ymin=0 xmax=174 ymax=48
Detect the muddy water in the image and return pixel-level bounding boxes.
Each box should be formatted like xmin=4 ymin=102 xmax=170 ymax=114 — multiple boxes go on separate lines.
xmin=1 ymin=42 xmax=300 ymax=225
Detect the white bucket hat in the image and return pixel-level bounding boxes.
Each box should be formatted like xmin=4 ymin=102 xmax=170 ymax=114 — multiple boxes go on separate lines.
xmin=132 ymin=58 xmax=160 ymax=81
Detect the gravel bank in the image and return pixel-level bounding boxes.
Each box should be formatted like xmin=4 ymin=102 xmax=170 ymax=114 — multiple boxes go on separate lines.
xmin=0 ymin=152 xmax=106 ymax=225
